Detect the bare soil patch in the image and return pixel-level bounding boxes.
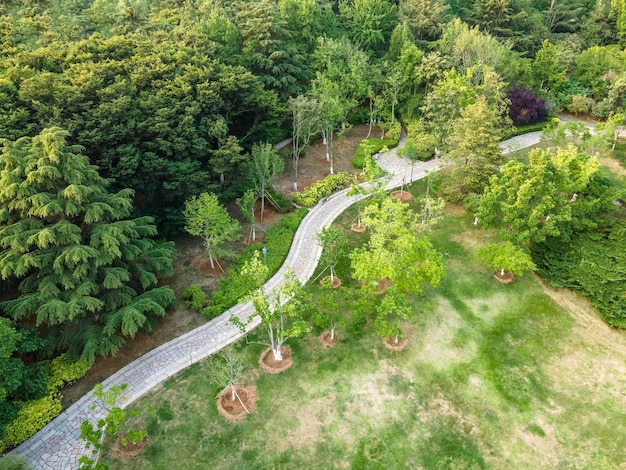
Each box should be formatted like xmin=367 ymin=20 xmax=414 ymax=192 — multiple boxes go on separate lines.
xmin=350 ymin=223 xmax=367 ymax=233
xmin=383 ymin=335 xmax=409 ymax=352
xmin=216 ymin=384 xmax=258 ymax=422
xmin=259 ymin=346 xmax=293 ymax=374
xmin=494 ymin=270 xmax=515 ymax=283
xmin=110 ymin=434 xmax=148 ymax=461
xmin=320 ymin=275 xmax=342 ymax=288
xmin=390 ymin=189 xmax=412 ymax=201
xmin=319 ymin=330 xmax=339 ymax=348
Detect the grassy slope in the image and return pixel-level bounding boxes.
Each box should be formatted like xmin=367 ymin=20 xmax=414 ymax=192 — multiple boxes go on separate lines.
xmin=101 ymin=188 xmax=626 ymax=470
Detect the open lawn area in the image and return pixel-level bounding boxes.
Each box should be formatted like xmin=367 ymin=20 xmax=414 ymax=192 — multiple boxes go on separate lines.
xmin=100 ymin=191 xmax=626 ymax=470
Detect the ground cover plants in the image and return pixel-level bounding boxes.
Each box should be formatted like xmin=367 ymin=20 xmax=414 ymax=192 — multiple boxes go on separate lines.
xmin=99 ymin=185 xmax=626 ymax=469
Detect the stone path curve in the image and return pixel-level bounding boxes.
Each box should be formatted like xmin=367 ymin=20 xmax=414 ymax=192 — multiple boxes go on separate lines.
xmin=10 ymin=130 xmax=539 ymax=469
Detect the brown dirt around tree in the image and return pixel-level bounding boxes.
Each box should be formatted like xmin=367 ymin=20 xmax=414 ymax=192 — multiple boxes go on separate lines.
xmin=350 ymin=223 xmax=367 ymax=233
xmin=110 ymin=434 xmax=148 ymax=461
xmin=259 ymin=346 xmax=293 ymax=374
xmin=216 ymin=384 xmax=258 ymax=422
xmin=383 ymin=335 xmax=409 ymax=352
xmin=320 ymin=275 xmax=342 ymax=288
xmin=319 ymin=330 xmax=339 ymax=348
xmin=390 ymin=190 xmax=413 ymax=201
xmin=494 ymin=271 xmax=515 ymax=283
xmin=375 ymin=278 xmax=392 ymax=295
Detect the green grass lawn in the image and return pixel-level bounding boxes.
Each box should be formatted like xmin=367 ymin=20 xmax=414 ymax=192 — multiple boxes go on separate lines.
xmin=100 ymin=193 xmax=626 ymax=470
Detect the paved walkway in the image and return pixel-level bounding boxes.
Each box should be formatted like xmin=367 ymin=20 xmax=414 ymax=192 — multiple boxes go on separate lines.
xmin=8 ymin=136 xmax=441 ymax=469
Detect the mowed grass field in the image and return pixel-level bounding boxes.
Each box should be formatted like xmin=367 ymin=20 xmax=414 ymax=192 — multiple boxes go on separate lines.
xmin=101 ymin=185 xmax=626 ymax=470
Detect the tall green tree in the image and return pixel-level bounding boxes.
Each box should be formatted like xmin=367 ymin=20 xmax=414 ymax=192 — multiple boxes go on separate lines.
xmin=289 ymin=95 xmax=319 ymax=191
xmin=183 ymin=192 xmax=241 ymax=271
xmin=250 ymin=142 xmax=284 ymax=222
xmin=0 ymin=128 xmax=176 ymax=362
xmin=338 ymin=0 xmax=398 ymax=54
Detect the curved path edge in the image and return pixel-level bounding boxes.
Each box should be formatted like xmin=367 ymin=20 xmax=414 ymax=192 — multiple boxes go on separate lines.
xmin=11 ymin=129 xmax=541 ymax=469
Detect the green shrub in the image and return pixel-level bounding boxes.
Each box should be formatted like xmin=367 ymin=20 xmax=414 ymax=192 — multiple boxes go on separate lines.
xmin=353 ymin=139 xmax=398 ymax=169
xmin=0 ymin=395 xmax=62 ymax=453
xmin=0 ymin=455 xmax=33 ymax=470
xmin=385 ymin=121 xmax=402 ymax=142
xmin=182 ymin=284 xmax=208 ymax=311
xmin=45 ymin=353 xmax=92 ymax=393
xmin=292 ymin=173 xmax=356 ymax=207
xmin=265 ymin=186 xmax=293 ymax=213
xmin=202 ymin=208 xmax=308 ymax=318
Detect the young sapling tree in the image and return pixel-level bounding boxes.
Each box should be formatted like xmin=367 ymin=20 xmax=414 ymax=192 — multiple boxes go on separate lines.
xmin=211 ymin=348 xmax=250 ymax=413
xmin=231 ymin=256 xmax=310 ymax=361
xmin=314 ymin=283 xmax=346 ymax=341
xmin=184 ymin=192 xmax=241 ymax=271
xmin=317 ymin=226 xmax=347 ymax=284
xmin=236 ymin=189 xmax=261 ymax=245
xmin=374 ymin=288 xmax=412 ymax=344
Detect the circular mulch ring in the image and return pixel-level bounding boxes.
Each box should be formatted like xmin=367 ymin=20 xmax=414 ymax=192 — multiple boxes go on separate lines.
xmin=390 ymin=190 xmax=412 ymax=201
xmin=243 ymin=235 xmax=264 ymax=246
xmin=192 ymin=256 xmax=226 ymax=276
xmin=259 ymin=346 xmax=293 ymax=374
xmin=384 ymin=336 xmax=409 ymax=352
xmin=494 ymin=271 xmax=515 ymax=284
xmin=110 ymin=434 xmax=148 ymax=461
xmin=216 ymin=384 xmax=258 ymax=422
xmin=320 ymin=275 xmax=342 ymax=288
xmin=351 ymin=223 xmax=367 ymax=233
xmin=319 ymin=330 xmax=339 ymax=348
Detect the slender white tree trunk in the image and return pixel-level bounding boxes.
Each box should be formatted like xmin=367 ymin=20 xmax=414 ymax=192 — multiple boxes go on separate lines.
xmin=501 ymin=268 xmax=505 ymax=276
xmin=209 ymin=252 xmax=215 ymax=270
xmin=474 ymin=217 xmax=479 ymax=225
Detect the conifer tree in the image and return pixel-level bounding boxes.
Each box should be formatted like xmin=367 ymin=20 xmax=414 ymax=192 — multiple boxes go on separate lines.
xmin=0 ymin=128 xmax=176 ymax=362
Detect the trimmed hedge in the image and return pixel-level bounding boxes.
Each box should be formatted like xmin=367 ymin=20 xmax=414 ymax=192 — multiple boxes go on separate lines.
xmin=45 ymin=353 xmax=92 ymax=393
xmin=0 ymin=395 xmax=62 ymax=453
xmin=291 ymin=173 xmax=356 ymax=207
xmin=201 ymin=208 xmax=308 ymax=318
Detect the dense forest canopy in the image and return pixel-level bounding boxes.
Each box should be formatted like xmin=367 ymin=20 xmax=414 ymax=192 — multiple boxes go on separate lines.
xmin=1 ymin=0 xmax=626 ymax=451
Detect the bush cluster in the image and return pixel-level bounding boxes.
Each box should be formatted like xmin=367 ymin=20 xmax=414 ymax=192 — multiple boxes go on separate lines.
xmin=0 ymin=353 xmax=92 ymax=453
xmin=291 ymin=173 xmax=356 ymax=207
xmin=182 ymin=284 xmax=208 ymax=311
xmin=0 ymin=395 xmax=62 ymax=453
xmin=201 ymin=208 xmax=308 ymax=318
xmin=353 ymin=138 xmax=398 ymax=169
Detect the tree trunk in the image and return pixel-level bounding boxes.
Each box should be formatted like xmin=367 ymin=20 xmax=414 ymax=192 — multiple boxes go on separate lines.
xmin=501 ymin=268 xmax=505 ymax=276
xmin=272 ymin=345 xmax=283 ymax=361
xmin=331 ymin=327 xmax=335 ymax=341
xmin=220 ymin=172 xmax=225 ymax=185
xmin=209 ymin=252 xmax=215 ymax=270
xmin=260 ymin=183 xmax=265 ymax=222
xmin=474 ymin=217 xmax=479 ymax=225
xmin=366 ymin=97 xmax=373 ymax=139
xmin=231 ymin=384 xmax=236 ymax=401
xmin=395 ymin=334 xmax=399 ymax=344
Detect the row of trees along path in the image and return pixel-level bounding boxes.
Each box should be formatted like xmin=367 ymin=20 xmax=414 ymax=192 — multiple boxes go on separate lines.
xmin=10 ymin=129 xmax=538 ymax=469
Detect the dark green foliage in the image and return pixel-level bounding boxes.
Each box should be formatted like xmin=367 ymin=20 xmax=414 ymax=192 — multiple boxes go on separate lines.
xmin=202 ymin=208 xmax=308 ymax=318
xmin=533 ymin=222 xmax=626 ymax=328
xmin=0 ymin=128 xmax=176 ymax=363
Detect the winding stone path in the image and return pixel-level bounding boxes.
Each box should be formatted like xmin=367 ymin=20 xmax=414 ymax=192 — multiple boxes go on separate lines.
xmin=8 ymin=137 xmax=438 ymax=469
xmin=10 ymin=129 xmax=542 ymax=469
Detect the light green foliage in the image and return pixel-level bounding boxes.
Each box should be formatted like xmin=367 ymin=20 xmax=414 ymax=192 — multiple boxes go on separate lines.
xmin=532 ymin=40 xmax=567 ymax=94
xmin=476 ymin=146 xmax=610 ymax=246
xmin=184 ymin=192 xmax=241 ymax=270
xmin=0 ymin=128 xmax=176 ymax=363
xmin=0 ymin=455 xmax=34 ymax=470
xmin=399 ymin=119 xmax=438 ymax=161
xmin=45 ymin=353 xmax=92 ymax=393
xmin=80 ymin=383 xmax=147 ymax=469
xmin=443 ymin=96 xmax=506 ymax=201
xmin=313 ymin=285 xmax=347 ymax=340
xmin=181 ymin=284 xmax=208 ymax=311
xmin=317 ymin=226 xmax=348 ymax=282
xmin=475 ymin=242 xmax=536 ymax=277
xmin=250 ymin=143 xmax=285 ymax=222
xmin=292 ymin=173 xmax=356 ymax=207
xmin=289 ymin=95 xmax=320 ymax=190
xmin=0 ymin=395 xmax=62 ymax=453
xmin=231 ymin=264 xmax=310 ymax=361
xmin=210 ymin=349 xmax=246 ymax=401
xmin=573 ymin=45 xmax=626 ymax=100
xmin=398 ymin=0 xmax=449 ymax=41
xmin=374 ymin=287 xmax=412 ymax=342
xmin=351 ymin=197 xmax=444 ymax=296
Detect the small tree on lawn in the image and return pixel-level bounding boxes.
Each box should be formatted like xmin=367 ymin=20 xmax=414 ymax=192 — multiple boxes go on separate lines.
xmin=210 ymin=348 xmax=251 ymax=414
xmin=236 ymin=189 xmax=261 ymax=245
xmin=79 ymin=384 xmax=147 ymax=470
xmin=475 ymin=242 xmax=536 ymax=279
xmin=184 ymin=192 xmax=241 ymax=271
xmin=314 ymin=283 xmax=346 ymax=341
xmin=374 ymin=287 xmax=412 ymax=344
xmin=231 ymin=260 xmax=311 ymax=361
xmin=317 ymin=226 xmax=347 ymax=284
